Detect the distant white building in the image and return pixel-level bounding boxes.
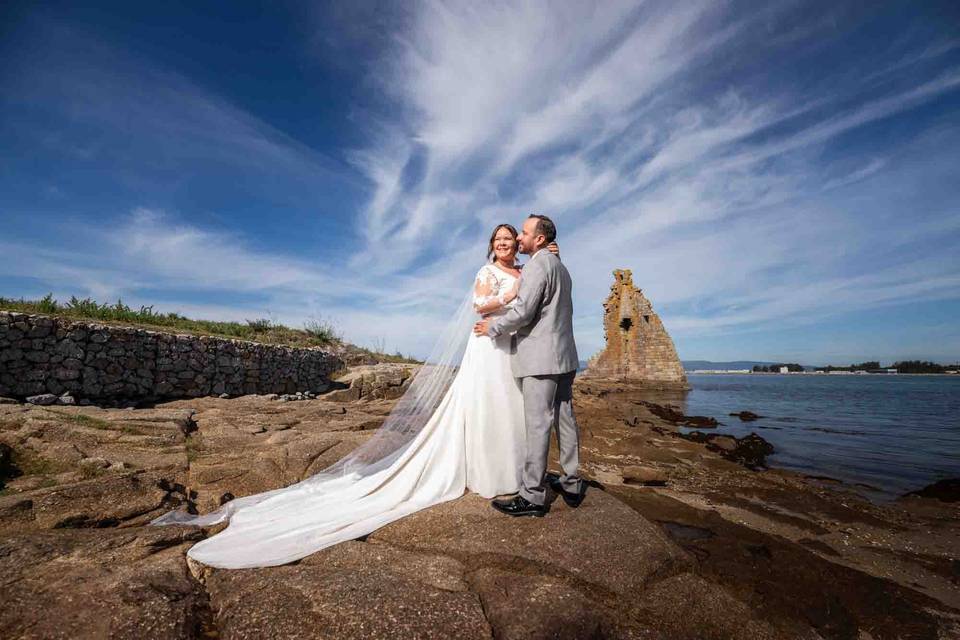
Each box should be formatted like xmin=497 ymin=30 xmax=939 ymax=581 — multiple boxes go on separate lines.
xmin=779 ymin=366 xmax=789 ymax=374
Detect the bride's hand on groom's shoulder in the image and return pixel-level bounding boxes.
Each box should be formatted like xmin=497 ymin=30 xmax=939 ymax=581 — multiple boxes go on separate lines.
xmin=547 ymin=241 xmax=560 ymax=258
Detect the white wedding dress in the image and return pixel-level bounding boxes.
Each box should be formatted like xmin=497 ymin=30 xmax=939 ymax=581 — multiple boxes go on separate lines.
xmin=151 ymin=263 xmax=525 ymax=568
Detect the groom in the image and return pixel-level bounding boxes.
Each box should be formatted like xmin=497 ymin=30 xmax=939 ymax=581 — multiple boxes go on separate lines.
xmin=474 ymin=214 xmax=584 ymax=517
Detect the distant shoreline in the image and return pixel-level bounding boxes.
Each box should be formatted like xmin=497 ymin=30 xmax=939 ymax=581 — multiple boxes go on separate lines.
xmin=686 ymin=371 xmax=960 ymax=376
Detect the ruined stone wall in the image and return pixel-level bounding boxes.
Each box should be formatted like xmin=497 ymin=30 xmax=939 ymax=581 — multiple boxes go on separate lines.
xmin=585 ymin=269 xmax=687 ymax=387
xmin=0 ymin=311 xmax=343 ymax=403
xmin=326 ymin=363 xmax=419 ymax=402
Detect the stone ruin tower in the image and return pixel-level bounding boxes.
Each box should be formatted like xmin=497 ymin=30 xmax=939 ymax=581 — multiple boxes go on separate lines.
xmin=585 ymin=269 xmax=687 ymax=387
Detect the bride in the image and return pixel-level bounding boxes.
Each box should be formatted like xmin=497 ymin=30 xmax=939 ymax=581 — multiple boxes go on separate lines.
xmin=149 ymin=223 xmax=560 ymax=569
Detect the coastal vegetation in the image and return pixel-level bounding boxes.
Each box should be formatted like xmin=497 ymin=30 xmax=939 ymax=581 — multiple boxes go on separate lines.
xmin=751 ymin=363 xmax=804 ymax=372
xmin=814 ymin=361 xmax=883 ymax=372
xmin=890 ymin=360 xmax=956 ymax=374
xmin=814 ymin=360 xmax=955 ymax=374
xmin=0 ymin=293 xmax=419 ymax=364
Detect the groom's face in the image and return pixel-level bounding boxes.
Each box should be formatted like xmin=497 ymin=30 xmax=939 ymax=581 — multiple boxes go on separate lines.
xmin=518 ymin=218 xmax=543 ymax=255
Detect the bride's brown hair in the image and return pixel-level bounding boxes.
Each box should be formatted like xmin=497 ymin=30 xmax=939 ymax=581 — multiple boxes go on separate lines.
xmin=487 ymin=223 xmax=519 ymax=262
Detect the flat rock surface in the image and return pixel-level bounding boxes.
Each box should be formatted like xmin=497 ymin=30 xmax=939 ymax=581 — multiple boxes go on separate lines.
xmin=370 ymin=488 xmax=690 ymax=595
xmin=204 ymin=541 xmax=490 ymax=640
xmin=0 ymin=526 xmax=209 ymax=639
xmin=0 ymin=380 xmax=957 ymax=639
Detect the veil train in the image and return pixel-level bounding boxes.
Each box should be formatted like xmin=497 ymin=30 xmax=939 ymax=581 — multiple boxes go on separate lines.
xmin=148 ymin=288 xmax=478 ymax=530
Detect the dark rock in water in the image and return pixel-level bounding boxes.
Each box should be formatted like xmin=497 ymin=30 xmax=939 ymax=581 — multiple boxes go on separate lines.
xmin=903 ymin=478 xmax=960 ymax=503
xmin=643 ymin=401 xmax=686 ymax=422
xmin=730 ymin=433 xmax=775 ymax=470
xmin=707 ymin=435 xmax=738 ymax=452
xmin=640 ymin=401 xmax=718 ymax=427
xmin=730 ymin=410 xmax=762 ymax=421
xmin=683 ymin=415 xmax=719 ymax=428
xmin=805 ymin=474 xmax=843 ymax=484
xmin=679 ymin=431 xmax=774 ymax=470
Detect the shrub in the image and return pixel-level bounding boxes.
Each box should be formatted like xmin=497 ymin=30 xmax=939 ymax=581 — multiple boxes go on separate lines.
xmin=245 ymin=318 xmax=273 ymax=332
xmin=37 ymin=293 xmax=58 ymax=314
xmin=304 ymin=316 xmax=340 ymax=344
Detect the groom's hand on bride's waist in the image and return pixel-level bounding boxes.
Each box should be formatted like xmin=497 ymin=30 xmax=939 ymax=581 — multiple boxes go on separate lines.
xmin=473 ymin=319 xmax=491 ymax=336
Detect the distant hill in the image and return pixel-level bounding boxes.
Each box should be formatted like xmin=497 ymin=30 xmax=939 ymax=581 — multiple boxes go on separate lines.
xmin=583 ymin=359 xmax=808 ymax=372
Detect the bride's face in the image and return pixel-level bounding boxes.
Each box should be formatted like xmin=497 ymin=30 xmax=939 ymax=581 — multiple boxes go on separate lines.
xmin=493 ymin=228 xmax=518 ymax=262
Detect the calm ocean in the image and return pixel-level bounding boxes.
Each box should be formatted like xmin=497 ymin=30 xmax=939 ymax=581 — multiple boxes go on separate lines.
xmin=678 ymin=374 xmax=960 ymax=501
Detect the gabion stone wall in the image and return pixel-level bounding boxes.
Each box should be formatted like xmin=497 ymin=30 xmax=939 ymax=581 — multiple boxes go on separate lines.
xmin=0 ymin=311 xmax=343 ymax=402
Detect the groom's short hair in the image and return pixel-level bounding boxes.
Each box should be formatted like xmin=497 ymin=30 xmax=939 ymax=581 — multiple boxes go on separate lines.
xmin=528 ymin=214 xmax=556 ymax=244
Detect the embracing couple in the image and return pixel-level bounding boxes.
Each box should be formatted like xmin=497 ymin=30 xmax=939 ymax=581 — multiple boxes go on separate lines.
xmin=151 ymin=214 xmax=584 ymax=569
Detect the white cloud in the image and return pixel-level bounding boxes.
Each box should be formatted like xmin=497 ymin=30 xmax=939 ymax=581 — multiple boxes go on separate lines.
xmin=4 ymin=3 xmax=959 ymax=363
xmin=343 ymin=1 xmax=960 ymax=359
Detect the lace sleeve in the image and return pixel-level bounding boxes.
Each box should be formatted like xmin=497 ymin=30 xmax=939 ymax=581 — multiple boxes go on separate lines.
xmin=473 ymin=265 xmax=500 ymax=312
xmin=500 ymin=265 xmax=520 ymax=308
xmin=499 ymin=285 xmax=517 ymax=309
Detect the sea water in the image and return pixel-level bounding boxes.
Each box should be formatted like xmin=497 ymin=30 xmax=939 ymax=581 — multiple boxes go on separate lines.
xmin=679 ymin=374 xmax=960 ymax=501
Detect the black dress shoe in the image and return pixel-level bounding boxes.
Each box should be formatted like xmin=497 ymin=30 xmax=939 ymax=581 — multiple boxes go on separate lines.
xmin=549 ymin=478 xmax=584 ymax=508
xmin=491 ymin=495 xmax=546 ymax=517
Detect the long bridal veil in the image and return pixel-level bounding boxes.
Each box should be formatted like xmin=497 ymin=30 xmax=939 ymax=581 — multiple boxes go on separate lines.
xmin=149 ymin=287 xmax=479 ymax=528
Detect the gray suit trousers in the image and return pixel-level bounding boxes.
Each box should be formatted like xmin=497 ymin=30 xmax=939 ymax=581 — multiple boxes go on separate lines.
xmin=519 ymin=370 xmax=582 ymax=505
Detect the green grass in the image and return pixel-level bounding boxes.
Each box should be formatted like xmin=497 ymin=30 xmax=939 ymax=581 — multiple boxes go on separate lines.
xmin=348 ymin=346 xmax=420 ymax=364
xmin=185 ymin=433 xmax=204 ymax=462
xmin=0 ymin=462 xmax=60 ymax=494
xmin=304 ymin=316 xmax=340 ymax=343
xmin=121 ymin=425 xmax=151 ymax=436
xmin=0 ymin=418 xmax=24 ymax=431
xmin=7 ymin=448 xmax=72 ymax=477
xmin=39 ymin=409 xmax=152 ymax=436
xmin=0 ymin=294 xmax=420 ymax=364
xmin=65 ymin=412 xmax=111 ymax=430
xmin=79 ymin=464 xmax=109 ymax=480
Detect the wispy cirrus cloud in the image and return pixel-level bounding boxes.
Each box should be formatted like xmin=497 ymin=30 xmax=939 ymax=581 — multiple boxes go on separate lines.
xmin=1 ymin=2 xmax=958 ymax=363
xmin=343 ymin=0 xmax=960 ymax=360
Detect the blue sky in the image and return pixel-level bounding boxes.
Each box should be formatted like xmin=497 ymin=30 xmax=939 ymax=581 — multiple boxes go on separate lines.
xmin=1 ymin=1 xmax=958 ymax=366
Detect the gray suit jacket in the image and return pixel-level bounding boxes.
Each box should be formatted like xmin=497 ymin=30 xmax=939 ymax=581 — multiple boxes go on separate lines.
xmin=486 ymin=249 xmax=579 ymax=378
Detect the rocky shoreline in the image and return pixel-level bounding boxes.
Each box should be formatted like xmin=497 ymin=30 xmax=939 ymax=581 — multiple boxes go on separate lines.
xmin=0 ymin=369 xmax=957 ymax=639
